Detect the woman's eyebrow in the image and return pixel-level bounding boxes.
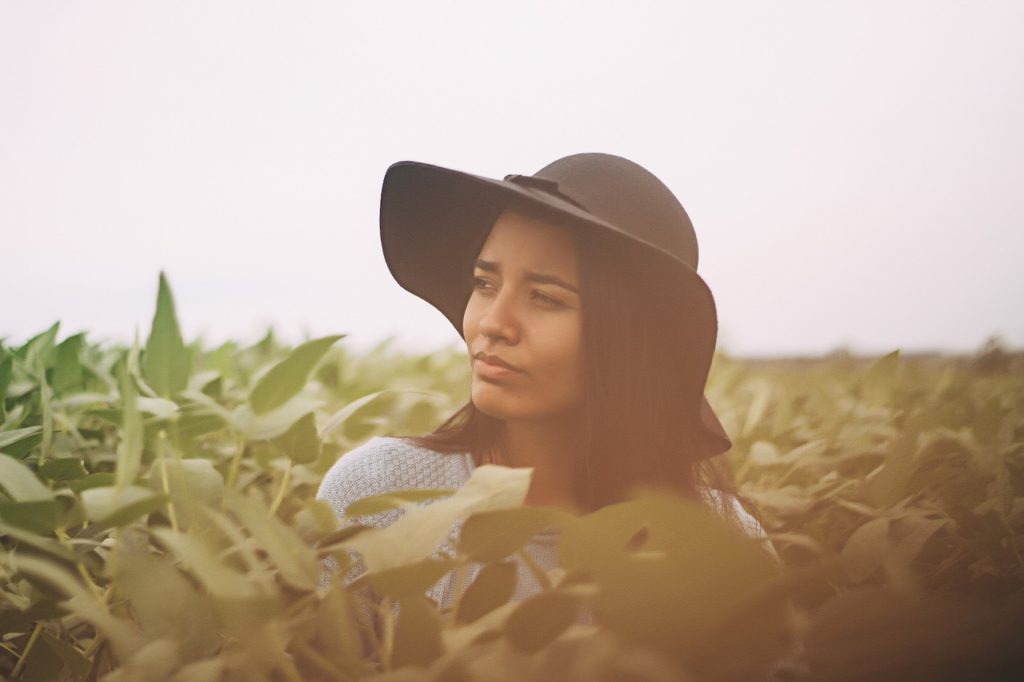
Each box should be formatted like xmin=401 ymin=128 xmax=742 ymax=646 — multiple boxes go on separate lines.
xmin=474 ymin=259 xmax=580 ymax=295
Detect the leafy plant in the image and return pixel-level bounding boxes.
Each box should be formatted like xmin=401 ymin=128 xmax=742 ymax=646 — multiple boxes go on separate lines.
xmin=1 ymin=273 xmax=1022 ymax=681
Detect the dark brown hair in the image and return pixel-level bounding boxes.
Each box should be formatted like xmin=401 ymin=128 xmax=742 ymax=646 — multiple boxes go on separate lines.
xmin=401 ymin=200 xmax=758 ymax=530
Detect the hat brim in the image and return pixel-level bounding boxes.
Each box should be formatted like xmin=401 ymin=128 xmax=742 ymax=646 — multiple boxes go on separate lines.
xmin=380 ymin=160 xmax=732 ymax=459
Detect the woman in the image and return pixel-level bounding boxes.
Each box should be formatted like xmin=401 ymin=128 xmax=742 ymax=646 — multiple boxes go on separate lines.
xmin=316 ymin=152 xmax=775 ymax=611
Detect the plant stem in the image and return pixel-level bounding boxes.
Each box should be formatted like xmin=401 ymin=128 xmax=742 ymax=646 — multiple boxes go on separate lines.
xmin=56 ymin=528 xmax=107 ymax=605
xmin=379 ymin=596 xmax=395 ymax=671
xmin=224 ymin=433 xmax=246 ymax=493
xmin=157 ymin=431 xmax=179 ymax=532
xmin=12 ymin=621 xmax=44 ymax=678
xmin=269 ymin=459 xmax=293 ymax=516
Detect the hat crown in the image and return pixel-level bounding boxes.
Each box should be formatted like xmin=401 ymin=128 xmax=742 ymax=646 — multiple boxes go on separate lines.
xmin=529 ymin=153 xmax=699 ymax=270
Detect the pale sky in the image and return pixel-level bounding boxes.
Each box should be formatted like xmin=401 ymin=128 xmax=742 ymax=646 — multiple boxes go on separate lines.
xmin=2 ymin=1 xmax=1021 ymax=358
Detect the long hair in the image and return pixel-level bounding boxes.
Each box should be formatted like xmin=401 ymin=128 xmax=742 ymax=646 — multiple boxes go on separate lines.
xmin=402 ymin=200 xmax=757 ymax=530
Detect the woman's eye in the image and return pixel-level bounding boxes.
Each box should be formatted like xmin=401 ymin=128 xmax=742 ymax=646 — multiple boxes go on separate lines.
xmin=472 ymin=278 xmax=562 ymax=308
xmin=533 ymin=291 xmax=562 ymax=307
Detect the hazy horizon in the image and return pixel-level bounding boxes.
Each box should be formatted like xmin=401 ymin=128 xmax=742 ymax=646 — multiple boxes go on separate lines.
xmin=3 ymin=1 xmax=1022 ymax=358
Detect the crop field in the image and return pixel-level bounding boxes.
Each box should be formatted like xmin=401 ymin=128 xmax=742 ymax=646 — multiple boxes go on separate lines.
xmin=1 ymin=273 xmax=1022 ymax=681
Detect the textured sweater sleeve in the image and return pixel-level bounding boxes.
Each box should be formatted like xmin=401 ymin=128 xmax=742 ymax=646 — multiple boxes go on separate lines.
xmin=314 ymin=436 xmax=473 ymax=588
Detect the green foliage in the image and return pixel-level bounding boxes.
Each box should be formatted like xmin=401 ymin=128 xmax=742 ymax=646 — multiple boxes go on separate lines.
xmin=1 ymin=273 xmax=1022 ymax=681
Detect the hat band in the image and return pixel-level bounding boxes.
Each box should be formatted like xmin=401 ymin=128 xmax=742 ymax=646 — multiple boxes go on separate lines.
xmin=503 ymin=174 xmax=587 ymax=211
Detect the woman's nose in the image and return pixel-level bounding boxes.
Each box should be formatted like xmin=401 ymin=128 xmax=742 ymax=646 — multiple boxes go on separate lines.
xmin=478 ymin=288 xmax=520 ymax=343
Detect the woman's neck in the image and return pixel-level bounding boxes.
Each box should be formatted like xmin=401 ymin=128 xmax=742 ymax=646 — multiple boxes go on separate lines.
xmin=494 ymin=418 xmax=580 ymax=511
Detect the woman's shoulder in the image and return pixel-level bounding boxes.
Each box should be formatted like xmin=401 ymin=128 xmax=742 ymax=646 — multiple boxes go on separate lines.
xmin=315 ymin=435 xmax=473 ymax=523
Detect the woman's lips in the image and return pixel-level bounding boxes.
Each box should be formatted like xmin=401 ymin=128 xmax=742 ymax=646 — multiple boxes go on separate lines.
xmin=474 ymin=357 xmax=521 ymax=380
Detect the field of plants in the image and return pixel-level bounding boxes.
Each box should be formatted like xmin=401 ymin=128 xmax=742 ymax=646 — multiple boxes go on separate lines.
xmin=1 ymin=273 xmax=1022 ymax=681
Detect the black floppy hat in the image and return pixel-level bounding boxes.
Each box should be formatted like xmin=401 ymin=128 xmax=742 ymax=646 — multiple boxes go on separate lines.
xmin=379 ymin=152 xmax=732 ymax=460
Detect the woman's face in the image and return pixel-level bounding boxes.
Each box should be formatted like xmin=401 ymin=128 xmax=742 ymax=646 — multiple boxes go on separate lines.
xmin=463 ymin=207 xmax=584 ymax=422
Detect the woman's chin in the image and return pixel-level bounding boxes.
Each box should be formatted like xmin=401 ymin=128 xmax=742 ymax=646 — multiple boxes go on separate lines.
xmin=471 ymin=386 xmax=520 ymax=419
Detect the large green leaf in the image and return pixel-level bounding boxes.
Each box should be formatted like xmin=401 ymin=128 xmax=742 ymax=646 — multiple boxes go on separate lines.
xmin=248 ymin=335 xmax=344 ymax=415
xmin=39 ymin=457 xmax=89 ymax=481
xmin=223 ymin=491 xmax=320 ymax=591
xmin=142 ymin=271 xmax=191 ymax=398
xmin=350 ymin=557 xmax=460 ymax=598
xmin=0 ymin=520 xmax=82 ymax=563
xmin=52 ymin=333 xmax=85 ymax=393
xmin=455 ymin=560 xmax=518 ymax=624
xmin=344 ymin=487 xmax=456 ymax=519
xmin=0 ymin=500 xmax=62 ymax=535
xmin=504 ymin=590 xmax=582 ymax=653
xmin=343 ymin=465 xmax=531 ymax=573
xmin=459 ymin=506 xmax=573 ymax=563
xmin=115 ymin=362 xmax=143 ymax=489
xmin=147 ymin=455 xmax=224 ymax=529
xmin=17 ymin=321 xmax=60 ymax=373
xmin=391 ymin=593 xmax=444 ymax=668
xmin=270 ymin=411 xmax=321 ymax=465
xmin=80 ymin=485 xmax=168 ymax=527
xmin=6 ymin=554 xmax=145 ymax=663
xmin=111 ymin=547 xmax=220 ymax=661
xmin=0 ymin=351 xmax=12 ymax=412
xmin=0 ymin=426 xmax=43 ymax=459
xmin=231 ymin=396 xmax=324 ymax=441
xmin=150 ymin=526 xmax=279 ymax=604
xmin=0 ymin=452 xmax=53 ymax=501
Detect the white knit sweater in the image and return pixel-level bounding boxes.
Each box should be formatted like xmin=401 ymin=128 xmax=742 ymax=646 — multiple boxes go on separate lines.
xmin=315 ymin=435 xmax=776 ymax=613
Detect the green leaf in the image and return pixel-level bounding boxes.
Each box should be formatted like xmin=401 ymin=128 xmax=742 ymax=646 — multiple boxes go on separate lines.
xmin=249 ymin=335 xmax=344 ymax=415
xmin=116 ymin=361 xmax=143 ymax=489
xmin=52 ymin=333 xmax=86 ymax=393
xmin=319 ymin=389 xmax=398 ymax=441
xmin=0 ymin=452 xmax=54 ymax=501
xmin=351 ymin=557 xmax=460 ymax=597
xmin=232 ymin=396 xmax=324 ymax=441
xmin=18 ymin=322 xmax=60 ymax=374
xmin=147 ymin=455 xmax=224 ymax=529
xmin=391 ymin=593 xmax=444 ymax=668
xmin=459 ymin=506 xmax=573 ymax=563
xmin=841 ymin=516 xmax=892 ymax=583
xmin=270 ymin=411 xmax=322 ymax=465
xmin=455 ymin=560 xmax=518 ymax=624
xmin=69 ymin=472 xmax=116 ymax=493
xmin=504 ymin=590 xmax=582 ymax=653
xmin=0 ymin=500 xmax=62 ymax=535
xmin=39 ymin=457 xmax=89 ymax=481
xmin=0 ymin=520 xmax=82 ymax=563
xmin=342 ymin=465 xmax=531 ymax=573
xmin=136 ymin=396 xmax=180 ymax=419
xmin=20 ymin=627 xmax=70 ymax=681
xmin=0 ymin=425 xmax=43 ymax=453
xmin=344 ymin=487 xmax=456 ymax=519
xmin=6 ymin=553 xmax=146 ymax=663
xmin=862 ymin=349 xmax=901 ymax=408
xmin=315 ymin=522 xmax=373 ymax=550
xmin=40 ymin=629 xmax=91 ymax=678
xmin=143 ymin=271 xmax=191 ymax=398
xmin=111 ymin=547 xmax=220 ymax=661
xmin=566 ymin=492 xmax=784 ymax=663
xmin=80 ymin=485 xmax=168 ymax=527
xmin=0 ymin=351 xmax=12 ymax=409
xmin=150 ymin=526 xmax=279 ymax=603
xmin=557 ymin=500 xmax=654 ymax=574
xmin=223 ymin=491 xmax=320 ymax=591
